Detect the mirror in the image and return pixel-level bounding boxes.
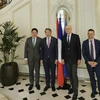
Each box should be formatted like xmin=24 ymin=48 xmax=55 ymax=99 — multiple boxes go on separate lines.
xmin=57 ymin=7 xmax=70 ymax=30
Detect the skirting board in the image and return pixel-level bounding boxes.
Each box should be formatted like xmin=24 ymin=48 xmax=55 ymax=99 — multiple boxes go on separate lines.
xmin=18 ymin=64 xmax=90 ymax=81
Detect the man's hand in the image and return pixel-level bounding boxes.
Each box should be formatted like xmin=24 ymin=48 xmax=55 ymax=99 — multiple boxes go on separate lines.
xmin=40 ymin=60 xmax=43 ymax=65
xmin=88 ymin=61 xmax=93 ymax=66
xmin=77 ymin=60 xmax=81 ymax=66
xmin=55 ymin=60 xmax=58 ymax=65
xmin=88 ymin=61 xmax=97 ymax=67
xmin=91 ymin=62 xmax=98 ymax=67
xmin=61 ymin=59 xmax=65 ymax=65
xmin=25 ymin=60 xmax=28 ymax=64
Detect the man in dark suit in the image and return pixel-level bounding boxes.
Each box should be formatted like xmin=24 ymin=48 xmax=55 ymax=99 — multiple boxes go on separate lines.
xmin=24 ymin=28 xmax=41 ymax=90
xmin=62 ymin=25 xmax=81 ymax=100
xmin=82 ymin=29 xmax=100 ymax=98
xmin=41 ymin=28 xmax=57 ymax=92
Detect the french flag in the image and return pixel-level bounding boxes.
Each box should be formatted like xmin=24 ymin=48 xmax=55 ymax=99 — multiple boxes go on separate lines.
xmin=57 ymin=17 xmax=64 ymax=87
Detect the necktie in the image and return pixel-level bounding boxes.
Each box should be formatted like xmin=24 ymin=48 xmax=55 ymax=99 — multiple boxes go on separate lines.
xmin=47 ymin=37 xmax=50 ymax=48
xmin=67 ymin=35 xmax=70 ymax=44
xmin=32 ymin=38 xmax=35 ymax=47
xmin=90 ymin=40 xmax=94 ymax=60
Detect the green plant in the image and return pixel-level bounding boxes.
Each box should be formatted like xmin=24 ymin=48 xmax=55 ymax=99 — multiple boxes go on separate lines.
xmin=0 ymin=21 xmax=25 ymax=64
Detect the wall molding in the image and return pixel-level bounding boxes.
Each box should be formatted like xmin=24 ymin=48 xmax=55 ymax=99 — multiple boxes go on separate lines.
xmin=18 ymin=64 xmax=89 ymax=80
xmin=47 ymin=0 xmax=51 ymax=28
xmin=12 ymin=1 xmax=32 ymax=59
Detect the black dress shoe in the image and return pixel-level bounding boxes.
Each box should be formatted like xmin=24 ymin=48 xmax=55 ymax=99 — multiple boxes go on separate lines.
xmin=91 ymin=92 xmax=95 ymax=98
xmin=28 ymin=84 xmax=33 ymax=90
xmin=91 ymin=91 xmax=98 ymax=98
xmin=95 ymin=91 xmax=98 ymax=95
xmin=99 ymin=92 xmax=100 ymax=96
xmin=52 ymin=86 xmax=56 ymax=91
xmin=35 ymin=84 xmax=40 ymax=90
xmin=68 ymin=88 xmax=73 ymax=94
xmin=43 ymin=86 xmax=50 ymax=91
xmin=72 ymin=93 xmax=78 ymax=100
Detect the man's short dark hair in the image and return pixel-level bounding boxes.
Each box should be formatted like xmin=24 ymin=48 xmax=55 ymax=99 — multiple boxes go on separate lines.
xmin=88 ymin=29 xmax=95 ymax=33
xmin=31 ymin=28 xmax=38 ymax=33
xmin=45 ymin=28 xmax=52 ymax=32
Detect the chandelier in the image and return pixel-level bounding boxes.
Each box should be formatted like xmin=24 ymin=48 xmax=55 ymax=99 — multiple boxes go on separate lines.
xmin=0 ymin=0 xmax=12 ymax=9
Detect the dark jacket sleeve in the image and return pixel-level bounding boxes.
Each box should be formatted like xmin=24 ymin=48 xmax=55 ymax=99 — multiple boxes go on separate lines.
xmin=82 ymin=41 xmax=89 ymax=63
xmin=55 ymin=38 xmax=58 ymax=60
xmin=24 ymin=38 xmax=28 ymax=59
xmin=77 ymin=35 xmax=81 ymax=60
xmin=38 ymin=38 xmax=42 ymax=59
xmin=96 ymin=41 xmax=100 ymax=64
xmin=62 ymin=36 xmax=65 ymax=59
xmin=96 ymin=55 xmax=100 ymax=64
xmin=40 ymin=39 xmax=44 ymax=60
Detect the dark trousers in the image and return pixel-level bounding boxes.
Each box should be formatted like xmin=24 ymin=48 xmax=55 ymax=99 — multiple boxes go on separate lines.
xmin=43 ymin=58 xmax=56 ymax=87
xmin=66 ymin=63 xmax=78 ymax=94
xmin=28 ymin=58 xmax=40 ymax=85
xmin=86 ymin=64 xmax=100 ymax=93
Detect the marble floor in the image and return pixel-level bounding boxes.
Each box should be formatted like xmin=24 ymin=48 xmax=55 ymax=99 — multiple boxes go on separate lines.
xmin=0 ymin=76 xmax=100 ymax=100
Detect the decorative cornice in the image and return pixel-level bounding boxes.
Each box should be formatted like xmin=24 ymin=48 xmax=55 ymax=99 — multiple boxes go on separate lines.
xmin=51 ymin=0 xmax=73 ymax=30
xmin=52 ymin=0 xmax=73 ymax=13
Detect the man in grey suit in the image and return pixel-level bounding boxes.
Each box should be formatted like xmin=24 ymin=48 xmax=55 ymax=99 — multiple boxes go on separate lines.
xmin=24 ymin=28 xmax=41 ymax=90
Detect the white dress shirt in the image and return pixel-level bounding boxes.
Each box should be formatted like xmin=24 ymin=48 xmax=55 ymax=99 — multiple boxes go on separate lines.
xmin=46 ymin=37 xmax=51 ymax=47
xmin=32 ymin=37 xmax=37 ymax=46
xmin=67 ymin=33 xmax=72 ymax=43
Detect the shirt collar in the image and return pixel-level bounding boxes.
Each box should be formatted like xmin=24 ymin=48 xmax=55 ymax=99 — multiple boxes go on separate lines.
xmin=89 ymin=39 xmax=94 ymax=42
xmin=32 ymin=37 xmax=37 ymax=39
xmin=67 ymin=33 xmax=72 ymax=37
xmin=46 ymin=36 xmax=51 ymax=39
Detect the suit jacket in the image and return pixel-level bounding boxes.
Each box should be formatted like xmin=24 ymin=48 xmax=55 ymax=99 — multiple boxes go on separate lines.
xmin=24 ymin=36 xmax=41 ymax=61
xmin=41 ymin=36 xmax=58 ymax=62
xmin=82 ymin=39 xmax=100 ymax=64
xmin=62 ymin=33 xmax=81 ymax=64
